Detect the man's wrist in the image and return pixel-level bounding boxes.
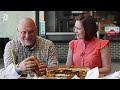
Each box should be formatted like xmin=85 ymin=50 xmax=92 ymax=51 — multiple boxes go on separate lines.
xmin=15 ymin=64 xmax=22 ymax=75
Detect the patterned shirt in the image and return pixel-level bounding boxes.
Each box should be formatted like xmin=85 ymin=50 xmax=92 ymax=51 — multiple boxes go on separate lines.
xmin=4 ymin=36 xmax=58 ymax=68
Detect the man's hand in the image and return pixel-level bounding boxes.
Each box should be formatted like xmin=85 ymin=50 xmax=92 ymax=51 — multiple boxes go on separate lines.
xmin=38 ymin=63 xmax=47 ymax=76
xmin=17 ymin=56 xmax=37 ymax=71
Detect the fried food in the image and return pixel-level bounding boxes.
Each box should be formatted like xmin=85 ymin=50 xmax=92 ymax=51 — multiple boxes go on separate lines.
xmin=45 ymin=66 xmax=90 ymax=79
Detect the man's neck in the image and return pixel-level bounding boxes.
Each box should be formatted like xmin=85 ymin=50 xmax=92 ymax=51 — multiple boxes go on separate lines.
xmin=19 ymin=38 xmax=36 ymax=50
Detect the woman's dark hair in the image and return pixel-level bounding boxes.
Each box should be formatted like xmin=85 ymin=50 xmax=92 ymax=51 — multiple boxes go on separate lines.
xmin=75 ymin=14 xmax=98 ymax=41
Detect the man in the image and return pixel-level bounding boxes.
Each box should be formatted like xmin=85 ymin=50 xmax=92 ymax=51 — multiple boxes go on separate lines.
xmin=3 ymin=18 xmax=58 ymax=76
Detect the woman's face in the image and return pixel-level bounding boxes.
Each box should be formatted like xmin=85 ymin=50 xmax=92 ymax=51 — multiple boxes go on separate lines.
xmin=73 ymin=20 xmax=85 ymax=39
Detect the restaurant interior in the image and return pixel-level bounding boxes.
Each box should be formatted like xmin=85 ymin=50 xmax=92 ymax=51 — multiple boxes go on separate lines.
xmin=0 ymin=11 xmax=120 ymax=75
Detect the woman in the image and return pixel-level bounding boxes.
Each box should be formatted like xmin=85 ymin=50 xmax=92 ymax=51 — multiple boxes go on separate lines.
xmin=66 ymin=14 xmax=111 ymax=75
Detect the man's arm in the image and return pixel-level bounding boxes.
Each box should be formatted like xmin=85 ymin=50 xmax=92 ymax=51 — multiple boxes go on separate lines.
xmin=47 ymin=42 xmax=58 ymax=67
xmin=4 ymin=41 xmax=15 ymax=68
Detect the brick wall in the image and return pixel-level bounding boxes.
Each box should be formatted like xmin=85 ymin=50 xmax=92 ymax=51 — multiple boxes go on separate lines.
xmin=110 ymin=42 xmax=120 ymax=62
xmin=54 ymin=42 xmax=69 ymax=64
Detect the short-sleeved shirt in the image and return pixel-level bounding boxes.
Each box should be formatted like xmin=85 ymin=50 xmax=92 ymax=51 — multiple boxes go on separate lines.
xmin=4 ymin=36 xmax=58 ymax=68
xmin=69 ymin=37 xmax=109 ymax=69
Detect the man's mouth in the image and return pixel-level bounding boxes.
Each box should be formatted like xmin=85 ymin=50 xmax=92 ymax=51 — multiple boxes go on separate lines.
xmin=25 ymin=39 xmax=31 ymax=41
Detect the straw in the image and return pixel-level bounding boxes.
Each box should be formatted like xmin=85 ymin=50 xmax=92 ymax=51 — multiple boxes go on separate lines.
xmin=10 ymin=49 xmax=16 ymax=66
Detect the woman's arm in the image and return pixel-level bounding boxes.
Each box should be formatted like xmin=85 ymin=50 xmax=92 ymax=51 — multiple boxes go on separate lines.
xmin=66 ymin=48 xmax=73 ymax=66
xmin=99 ymin=45 xmax=112 ymax=75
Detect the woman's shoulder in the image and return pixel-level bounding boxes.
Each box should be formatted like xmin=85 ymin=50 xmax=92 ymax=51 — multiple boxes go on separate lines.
xmin=95 ymin=38 xmax=109 ymax=43
xmin=69 ymin=40 xmax=78 ymax=45
xmin=95 ymin=38 xmax=110 ymax=49
xmin=68 ymin=40 xmax=79 ymax=50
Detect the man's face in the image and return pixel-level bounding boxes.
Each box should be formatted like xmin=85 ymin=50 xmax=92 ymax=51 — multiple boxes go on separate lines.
xmin=17 ymin=23 xmax=37 ymax=47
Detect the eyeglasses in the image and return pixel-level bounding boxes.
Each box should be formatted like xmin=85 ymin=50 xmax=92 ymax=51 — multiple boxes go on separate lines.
xmin=73 ymin=26 xmax=81 ymax=32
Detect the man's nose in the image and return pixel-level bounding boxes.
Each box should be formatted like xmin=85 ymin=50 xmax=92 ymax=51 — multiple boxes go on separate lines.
xmin=25 ymin=32 xmax=29 ymax=38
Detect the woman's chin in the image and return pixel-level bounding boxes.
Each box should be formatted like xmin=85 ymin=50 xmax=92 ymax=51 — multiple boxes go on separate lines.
xmin=77 ymin=37 xmax=84 ymax=40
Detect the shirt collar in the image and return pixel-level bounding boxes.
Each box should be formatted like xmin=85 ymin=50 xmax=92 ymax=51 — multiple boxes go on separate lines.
xmin=78 ymin=37 xmax=96 ymax=44
xmin=18 ymin=37 xmax=37 ymax=51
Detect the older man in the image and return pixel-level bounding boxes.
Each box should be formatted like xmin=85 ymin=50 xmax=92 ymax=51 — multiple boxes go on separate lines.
xmin=3 ymin=18 xmax=58 ymax=76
